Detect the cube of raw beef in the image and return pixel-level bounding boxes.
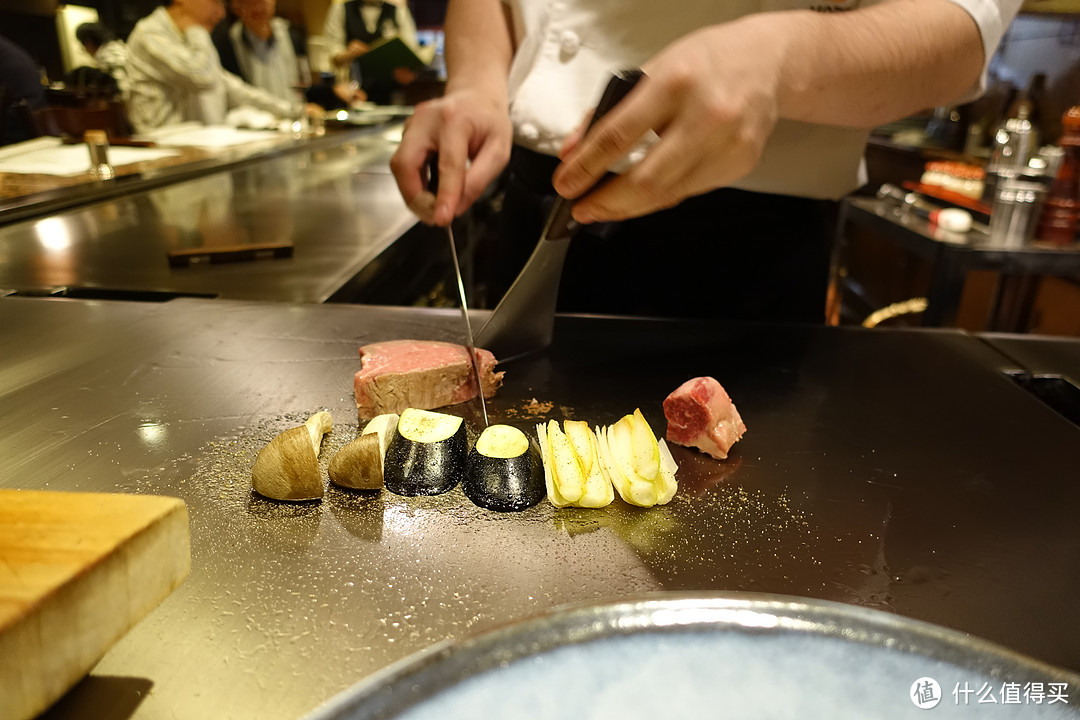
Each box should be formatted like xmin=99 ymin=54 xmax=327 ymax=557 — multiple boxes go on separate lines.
xmin=354 ymin=340 xmax=503 ymax=419
xmin=663 ymin=376 xmax=746 ymax=460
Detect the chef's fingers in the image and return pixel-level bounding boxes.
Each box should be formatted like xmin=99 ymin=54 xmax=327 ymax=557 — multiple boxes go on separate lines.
xmin=570 ymin=157 xmax=690 ymax=224
xmin=432 ymin=122 xmax=472 ymax=227
xmin=390 ymin=115 xmax=439 ymax=224
xmin=558 ymin=110 xmax=593 ymax=160
xmin=456 ymin=134 xmax=511 ymax=218
xmin=411 ymin=190 xmax=438 ymax=224
xmin=571 ymin=120 xmax=736 ymax=222
xmin=552 ymin=81 xmax=668 ymax=199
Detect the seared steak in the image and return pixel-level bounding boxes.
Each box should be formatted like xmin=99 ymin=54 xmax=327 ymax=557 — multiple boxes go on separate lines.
xmin=663 ymin=376 xmax=746 ymax=460
xmin=354 ymin=340 xmax=503 ymax=419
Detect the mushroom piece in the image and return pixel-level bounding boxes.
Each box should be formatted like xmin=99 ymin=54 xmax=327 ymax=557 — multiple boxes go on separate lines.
xmin=251 ymin=411 xmax=333 ymax=501
xmin=328 ymin=413 xmax=398 ymax=490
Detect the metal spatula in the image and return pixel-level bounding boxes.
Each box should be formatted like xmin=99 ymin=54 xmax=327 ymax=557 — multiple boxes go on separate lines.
xmin=475 ymin=69 xmax=644 ymax=360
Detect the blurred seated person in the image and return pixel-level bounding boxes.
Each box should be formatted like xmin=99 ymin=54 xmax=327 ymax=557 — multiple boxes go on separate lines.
xmin=65 ymin=66 xmax=122 ymax=100
xmin=126 ymin=0 xmax=313 ymax=132
xmin=75 ymin=23 xmax=130 ymax=98
xmin=214 ymin=0 xmax=364 ymax=110
xmin=0 ymin=35 xmax=46 ymax=146
xmin=323 ymin=0 xmax=420 ymax=105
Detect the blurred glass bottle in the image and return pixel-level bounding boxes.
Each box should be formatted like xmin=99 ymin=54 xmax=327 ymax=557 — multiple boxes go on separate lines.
xmin=1035 ymin=106 xmax=1080 ymax=246
xmin=1008 ymin=73 xmax=1046 ymax=147
xmin=982 ymin=106 xmax=1036 ymax=205
xmin=981 ymin=74 xmax=1049 ymax=204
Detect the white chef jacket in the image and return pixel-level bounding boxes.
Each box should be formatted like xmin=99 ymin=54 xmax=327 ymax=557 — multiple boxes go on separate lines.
xmin=503 ymin=0 xmax=1022 ymax=199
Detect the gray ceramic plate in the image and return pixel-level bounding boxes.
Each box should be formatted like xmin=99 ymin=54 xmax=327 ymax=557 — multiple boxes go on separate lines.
xmin=307 ymin=593 xmax=1080 ymax=719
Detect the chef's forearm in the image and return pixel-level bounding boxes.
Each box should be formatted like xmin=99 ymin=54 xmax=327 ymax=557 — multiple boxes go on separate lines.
xmin=769 ymin=0 xmax=985 ymax=128
xmin=444 ymin=0 xmax=514 ymax=99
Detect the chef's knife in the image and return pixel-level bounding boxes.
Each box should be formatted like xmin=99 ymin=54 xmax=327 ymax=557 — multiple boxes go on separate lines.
xmin=475 ymin=68 xmax=645 ymax=360
xmin=426 ymin=158 xmax=489 ymax=427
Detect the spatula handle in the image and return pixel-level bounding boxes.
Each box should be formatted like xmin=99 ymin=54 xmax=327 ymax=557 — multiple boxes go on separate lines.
xmin=587 ymin=68 xmax=646 ymax=133
xmin=545 ymin=68 xmax=645 ymax=241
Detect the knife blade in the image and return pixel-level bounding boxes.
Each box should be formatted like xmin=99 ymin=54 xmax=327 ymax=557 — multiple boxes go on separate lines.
xmin=426 ymin=157 xmax=489 ymax=427
xmin=475 ymin=68 xmax=645 ymax=360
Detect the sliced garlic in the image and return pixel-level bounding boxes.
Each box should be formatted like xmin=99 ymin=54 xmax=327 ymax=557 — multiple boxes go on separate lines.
xmin=536 ymin=420 xmax=613 ymax=508
xmin=597 ymin=409 xmax=677 ymax=508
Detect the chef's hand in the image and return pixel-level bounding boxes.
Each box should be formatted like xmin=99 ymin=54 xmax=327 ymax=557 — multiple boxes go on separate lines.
xmin=347 ymin=39 xmax=370 ymax=59
xmin=332 ymin=82 xmax=366 ymax=104
xmin=392 ymin=67 xmax=418 ymax=85
xmin=391 ymin=89 xmax=512 ymax=226
xmin=552 ymin=20 xmax=784 ymax=223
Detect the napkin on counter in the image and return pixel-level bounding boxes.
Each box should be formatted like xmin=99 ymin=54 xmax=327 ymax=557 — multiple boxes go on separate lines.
xmin=0 ymin=137 xmax=181 ymax=176
xmin=142 ymin=121 xmax=279 ymax=149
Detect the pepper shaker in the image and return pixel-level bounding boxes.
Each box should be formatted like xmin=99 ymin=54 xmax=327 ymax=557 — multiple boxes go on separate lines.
xmin=988 ymin=177 xmax=1046 ymax=248
xmin=85 ymin=129 xmax=115 ymax=180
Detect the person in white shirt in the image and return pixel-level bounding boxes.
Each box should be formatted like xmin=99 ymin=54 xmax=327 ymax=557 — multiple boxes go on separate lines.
xmin=322 ymin=0 xmax=420 ymax=104
xmin=390 ymin=0 xmax=1023 ymax=322
xmin=126 ymin=0 xmax=302 ymax=132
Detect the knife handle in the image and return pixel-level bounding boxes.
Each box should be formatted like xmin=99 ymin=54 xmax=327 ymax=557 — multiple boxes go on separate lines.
xmin=546 ymin=68 xmax=645 ymax=241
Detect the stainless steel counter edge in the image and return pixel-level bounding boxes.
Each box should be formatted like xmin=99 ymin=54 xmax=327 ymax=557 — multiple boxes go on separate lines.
xmin=0 ymin=125 xmax=397 ymax=227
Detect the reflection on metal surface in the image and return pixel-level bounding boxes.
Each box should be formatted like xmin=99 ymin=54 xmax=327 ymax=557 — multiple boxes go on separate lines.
xmin=382 ymin=503 xmax=432 ymax=538
xmin=137 ymin=422 xmax=167 ymax=447
xmin=647 ymin=606 xmax=781 ymax=630
xmin=1 ymin=299 xmax=1079 ymax=719
xmin=35 ymin=217 xmax=73 ymax=252
xmin=0 ymin=131 xmax=414 ymax=302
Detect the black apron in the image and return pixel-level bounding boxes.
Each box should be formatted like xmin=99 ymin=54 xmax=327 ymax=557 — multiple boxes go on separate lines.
xmin=489 ymin=145 xmax=836 ymax=324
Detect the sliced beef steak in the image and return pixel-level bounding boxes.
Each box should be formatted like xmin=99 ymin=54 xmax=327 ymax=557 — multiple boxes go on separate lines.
xmin=663 ymin=376 xmax=746 ymax=460
xmin=354 ymin=340 xmax=504 ymax=419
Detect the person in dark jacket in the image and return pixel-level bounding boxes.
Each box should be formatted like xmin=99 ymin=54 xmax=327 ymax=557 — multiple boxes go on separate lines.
xmin=0 ymin=35 xmax=46 ymax=147
xmin=214 ymin=0 xmax=362 ymax=110
xmin=323 ymin=0 xmax=420 ymax=105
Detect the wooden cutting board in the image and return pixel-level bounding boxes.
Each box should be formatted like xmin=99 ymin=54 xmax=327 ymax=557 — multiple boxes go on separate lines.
xmin=0 ymin=490 xmax=190 ymax=720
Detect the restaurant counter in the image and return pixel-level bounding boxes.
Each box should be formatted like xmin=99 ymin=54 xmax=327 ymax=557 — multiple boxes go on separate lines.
xmin=978 ymin=332 xmax=1080 ymax=426
xmin=980 ymin=333 xmax=1080 ymax=379
xmin=1 ymin=297 xmax=1077 ymax=719
xmin=0 ymin=124 xmax=402 ymax=227
xmin=0 ymin=126 xmax=419 ymax=304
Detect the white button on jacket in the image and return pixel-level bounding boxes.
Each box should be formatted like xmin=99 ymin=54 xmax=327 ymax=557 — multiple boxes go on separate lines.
xmin=558 ymin=29 xmax=581 ymax=57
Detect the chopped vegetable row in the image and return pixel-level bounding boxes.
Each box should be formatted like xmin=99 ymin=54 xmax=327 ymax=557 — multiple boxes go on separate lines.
xmin=251 ymin=407 xmax=678 ymax=511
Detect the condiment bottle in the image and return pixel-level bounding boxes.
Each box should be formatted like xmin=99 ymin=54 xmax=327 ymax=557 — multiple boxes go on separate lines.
xmin=1035 ymin=106 xmax=1080 ymax=246
xmin=989 ymin=177 xmax=1046 ymax=248
xmin=1007 ymin=73 xmax=1046 ymax=148
xmin=85 ymin=129 xmax=115 ymax=180
xmin=982 ymin=105 xmax=1036 ymax=205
